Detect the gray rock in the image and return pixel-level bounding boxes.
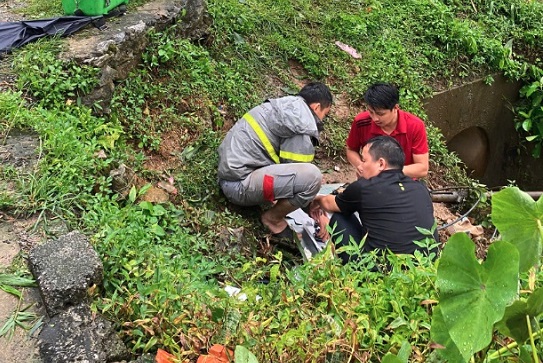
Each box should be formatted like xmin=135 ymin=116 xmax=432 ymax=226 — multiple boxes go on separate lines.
xmin=39 ymin=303 xmax=130 ymax=363
xmin=175 ymin=0 xmax=211 ymax=39
xmin=109 ymin=163 xmax=136 ymax=198
xmin=28 ymin=231 xmax=103 ymax=317
xmin=0 ymin=130 xmax=40 ymax=171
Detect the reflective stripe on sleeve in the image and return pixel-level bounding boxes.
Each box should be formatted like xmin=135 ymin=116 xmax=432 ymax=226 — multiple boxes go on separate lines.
xmin=243 ymin=113 xmax=280 ymax=164
xmin=279 ymin=150 xmax=314 ymax=162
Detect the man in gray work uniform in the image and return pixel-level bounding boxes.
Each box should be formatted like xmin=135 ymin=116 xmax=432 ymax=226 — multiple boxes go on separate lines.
xmin=218 ymin=82 xmax=333 ymax=241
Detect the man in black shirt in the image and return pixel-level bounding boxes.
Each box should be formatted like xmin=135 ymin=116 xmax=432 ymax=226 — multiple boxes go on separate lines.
xmin=310 ymin=135 xmax=437 ymax=264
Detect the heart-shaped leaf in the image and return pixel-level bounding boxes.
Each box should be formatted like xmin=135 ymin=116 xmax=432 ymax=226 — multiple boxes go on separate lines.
xmin=528 ymin=287 xmax=543 ymax=316
xmin=496 ymin=300 xmax=531 ymax=343
xmin=497 ymin=288 xmax=543 ymax=343
xmin=436 ymin=234 xmax=519 ymax=361
xmin=492 ymin=187 xmax=543 ymax=272
xmin=430 ymin=306 xmax=465 ymax=362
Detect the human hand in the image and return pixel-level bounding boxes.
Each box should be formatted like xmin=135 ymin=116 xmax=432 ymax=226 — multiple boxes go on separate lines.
xmin=310 ymin=206 xmax=322 ymax=221
xmin=313 ymin=211 xmax=330 ymax=241
xmin=309 ymin=200 xmax=321 ymax=215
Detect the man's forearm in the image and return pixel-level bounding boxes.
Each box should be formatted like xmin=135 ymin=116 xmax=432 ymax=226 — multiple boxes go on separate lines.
xmin=314 ymin=194 xmax=340 ymax=213
xmin=346 ymin=148 xmax=362 ymax=168
xmin=403 ymin=153 xmax=429 ymax=178
xmin=402 ymin=163 xmax=429 ymax=178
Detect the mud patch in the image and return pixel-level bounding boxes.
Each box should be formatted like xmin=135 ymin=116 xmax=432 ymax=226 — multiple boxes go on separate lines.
xmin=0 ymin=130 xmax=40 ymax=171
xmin=0 ymin=1 xmax=26 ymax=22
xmin=0 ymin=289 xmax=42 ymax=363
xmin=0 ymin=220 xmax=43 ymax=363
xmin=315 ymin=156 xmax=356 ymax=185
xmin=0 ymin=130 xmax=44 ymax=362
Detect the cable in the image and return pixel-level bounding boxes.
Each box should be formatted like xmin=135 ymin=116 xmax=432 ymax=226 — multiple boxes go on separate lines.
xmin=431 ymin=186 xmax=484 ymax=231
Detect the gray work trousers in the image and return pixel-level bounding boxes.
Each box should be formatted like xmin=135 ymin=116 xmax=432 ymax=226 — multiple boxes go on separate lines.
xmin=219 ymin=163 xmax=322 ymax=208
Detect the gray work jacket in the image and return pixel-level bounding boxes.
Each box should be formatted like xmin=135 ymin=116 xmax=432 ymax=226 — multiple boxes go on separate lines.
xmin=218 ymin=96 xmax=320 ymax=181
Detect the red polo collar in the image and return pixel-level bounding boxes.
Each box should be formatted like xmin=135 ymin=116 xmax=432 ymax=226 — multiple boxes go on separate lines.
xmin=368 ymin=109 xmax=407 ymax=136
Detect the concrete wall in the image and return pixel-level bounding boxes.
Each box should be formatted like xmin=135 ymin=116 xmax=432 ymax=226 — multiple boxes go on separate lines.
xmin=423 ymin=74 xmax=543 ymax=190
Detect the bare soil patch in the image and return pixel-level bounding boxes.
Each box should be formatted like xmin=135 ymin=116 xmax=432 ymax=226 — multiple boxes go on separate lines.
xmin=0 ymin=216 xmax=44 ymax=363
xmin=0 ymin=130 xmax=45 ymax=362
xmin=0 ymin=1 xmax=25 ymax=22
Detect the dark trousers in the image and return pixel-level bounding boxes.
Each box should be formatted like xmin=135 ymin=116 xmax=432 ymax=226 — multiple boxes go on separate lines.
xmin=329 ymin=213 xmax=439 ymax=266
xmin=329 ymin=213 xmax=366 ymax=265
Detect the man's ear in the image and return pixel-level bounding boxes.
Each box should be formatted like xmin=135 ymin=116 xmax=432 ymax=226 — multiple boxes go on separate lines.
xmin=309 ymin=102 xmax=321 ymax=113
xmin=378 ymin=158 xmax=387 ymax=170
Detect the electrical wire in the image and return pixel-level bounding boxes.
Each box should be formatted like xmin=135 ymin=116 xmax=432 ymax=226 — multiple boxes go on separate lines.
xmin=431 ymin=186 xmax=484 ymax=231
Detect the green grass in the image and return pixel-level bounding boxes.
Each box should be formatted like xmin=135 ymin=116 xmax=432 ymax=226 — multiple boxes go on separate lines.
xmin=13 ymin=39 xmax=99 ymax=109
xmin=3 ymin=0 xmax=543 ymax=361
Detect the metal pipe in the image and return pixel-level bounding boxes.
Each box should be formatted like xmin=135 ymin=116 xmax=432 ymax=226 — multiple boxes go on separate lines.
xmin=430 ymin=191 xmax=462 ymax=203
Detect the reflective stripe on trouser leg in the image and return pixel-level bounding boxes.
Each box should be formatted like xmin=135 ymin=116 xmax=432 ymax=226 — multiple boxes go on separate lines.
xmin=253 ymin=164 xmax=322 ymax=208
xmin=219 ymin=163 xmax=322 ymax=207
xmin=263 ymin=175 xmax=275 ymax=202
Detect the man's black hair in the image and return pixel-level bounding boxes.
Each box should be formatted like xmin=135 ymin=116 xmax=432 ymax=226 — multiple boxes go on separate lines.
xmin=298 ymin=82 xmax=333 ymax=108
xmin=364 ymin=82 xmax=399 ymax=110
xmin=366 ymin=135 xmax=405 ymax=169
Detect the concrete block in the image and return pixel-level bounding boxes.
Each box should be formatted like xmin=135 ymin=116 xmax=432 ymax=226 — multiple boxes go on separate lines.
xmin=39 ymin=303 xmax=130 ymax=363
xmin=29 ymin=231 xmax=103 ymax=317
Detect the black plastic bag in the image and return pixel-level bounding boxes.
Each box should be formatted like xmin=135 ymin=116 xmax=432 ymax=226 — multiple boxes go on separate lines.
xmin=0 ymin=16 xmax=103 ymax=53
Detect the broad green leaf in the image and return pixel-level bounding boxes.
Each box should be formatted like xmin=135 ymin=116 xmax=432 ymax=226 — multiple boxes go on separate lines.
xmin=430 ymin=306 xmax=465 ymax=363
xmin=235 ymin=345 xmax=259 ymax=363
xmin=269 ymin=264 xmax=280 ymax=284
xmin=495 ymin=299 xmax=535 ymax=343
xmin=519 ymin=345 xmax=534 ymax=363
xmin=492 ymin=187 xmax=543 ymax=272
xmin=150 ymin=224 xmax=165 ymax=236
xmin=523 ymin=119 xmax=532 ymax=132
xmin=151 ymin=204 xmax=167 ymax=216
xmin=138 ymin=201 xmax=153 ymax=211
xmin=138 ymin=184 xmax=152 ymax=197
xmin=382 ymin=353 xmax=404 ymax=363
xmin=523 ymin=83 xmax=539 ymax=97
xmin=210 ymin=307 xmax=225 ymax=323
xmin=396 ymin=341 xmax=412 ymax=362
xmin=436 ymin=234 xmax=519 ymax=361
xmin=496 ymin=288 xmax=543 ymax=345
xmin=97 ymin=133 xmax=120 ymax=149
xmin=527 ymin=287 xmax=543 ymax=316
xmin=532 ymin=93 xmax=543 ymax=107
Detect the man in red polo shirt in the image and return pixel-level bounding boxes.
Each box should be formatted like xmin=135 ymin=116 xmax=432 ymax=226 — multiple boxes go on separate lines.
xmin=346 ymin=82 xmax=429 ymax=179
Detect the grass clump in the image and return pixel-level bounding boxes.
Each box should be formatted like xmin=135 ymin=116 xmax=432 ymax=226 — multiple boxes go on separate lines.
xmin=12 ymin=39 xmax=99 ymax=109
xmin=4 ymin=0 xmax=543 ymax=361
xmin=111 ymin=26 xmax=261 ymax=150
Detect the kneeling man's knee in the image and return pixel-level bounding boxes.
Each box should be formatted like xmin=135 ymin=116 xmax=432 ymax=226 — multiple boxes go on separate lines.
xmin=293 ymin=164 xmax=322 ymax=207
